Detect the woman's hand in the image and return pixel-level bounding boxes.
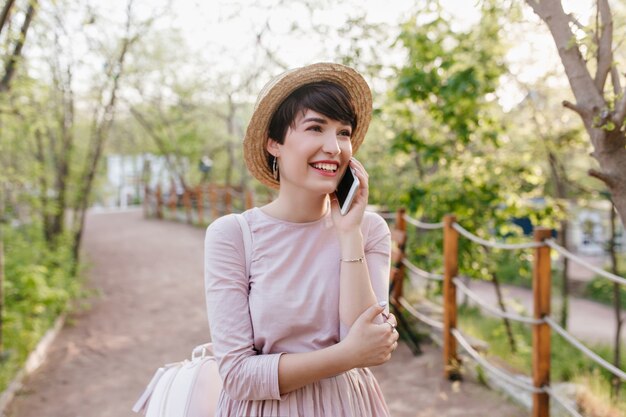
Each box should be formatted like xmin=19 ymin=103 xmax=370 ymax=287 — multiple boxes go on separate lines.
xmin=330 ymin=158 xmax=369 ymax=234
xmin=339 ymin=303 xmax=400 ymax=369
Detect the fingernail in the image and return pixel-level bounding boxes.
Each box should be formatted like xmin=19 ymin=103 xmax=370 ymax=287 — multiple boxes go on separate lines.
xmin=378 ymin=301 xmax=387 ymax=308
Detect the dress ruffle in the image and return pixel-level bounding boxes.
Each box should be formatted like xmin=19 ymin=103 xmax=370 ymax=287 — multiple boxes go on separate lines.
xmin=215 ymin=367 xmax=389 ymax=417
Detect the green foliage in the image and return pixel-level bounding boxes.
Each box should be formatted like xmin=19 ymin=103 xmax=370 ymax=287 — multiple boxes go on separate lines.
xmin=584 ymin=275 xmax=626 ymax=310
xmin=0 ymin=224 xmax=82 ymax=392
xmin=382 ymin=1 xmax=564 ymax=288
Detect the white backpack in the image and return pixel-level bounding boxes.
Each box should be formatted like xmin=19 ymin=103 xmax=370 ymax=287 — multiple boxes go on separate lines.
xmin=132 ymin=214 xmax=251 ymax=417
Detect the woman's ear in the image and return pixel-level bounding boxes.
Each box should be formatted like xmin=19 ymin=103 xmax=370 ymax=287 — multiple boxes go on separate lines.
xmin=266 ymin=138 xmax=280 ymax=157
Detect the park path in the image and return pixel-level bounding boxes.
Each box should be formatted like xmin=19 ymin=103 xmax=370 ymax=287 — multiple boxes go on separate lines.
xmin=6 ymin=208 xmax=526 ymax=417
xmin=465 ymin=280 xmax=625 ymax=344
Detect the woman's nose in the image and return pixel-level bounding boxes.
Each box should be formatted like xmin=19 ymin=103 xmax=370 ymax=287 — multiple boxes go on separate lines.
xmin=322 ymin=132 xmax=341 ymax=155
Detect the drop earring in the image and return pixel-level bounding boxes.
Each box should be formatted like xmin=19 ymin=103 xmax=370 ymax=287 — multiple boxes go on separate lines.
xmin=272 ymin=156 xmax=279 ymax=181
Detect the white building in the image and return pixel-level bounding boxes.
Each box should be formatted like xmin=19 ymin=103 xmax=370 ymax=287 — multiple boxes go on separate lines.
xmin=102 ymin=154 xmax=185 ymax=208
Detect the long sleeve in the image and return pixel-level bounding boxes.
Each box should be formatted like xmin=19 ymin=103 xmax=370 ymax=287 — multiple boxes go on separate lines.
xmin=204 ymin=215 xmax=284 ymax=401
xmin=339 ymin=212 xmax=392 ymax=339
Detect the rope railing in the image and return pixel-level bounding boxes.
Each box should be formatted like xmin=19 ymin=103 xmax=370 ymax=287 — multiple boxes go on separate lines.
xmin=403 ymin=214 xmax=444 ymax=230
xmin=379 ymin=212 xmax=396 ymax=220
xmin=454 ymin=326 xmax=585 ymax=417
xmin=398 ymin=297 xmax=444 ymax=330
xmin=452 ymin=277 xmax=543 ymax=325
xmin=452 ymin=222 xmax=544 ymax=250
xmin=381 ymin=208 xmax=625 ymax=416
xmin=545 ymin=239 xmax=626 ymax=286
xmin=544 ymin=316 xmax=626 ymax=381
xmin=402 ymin=259 xmax=444 ymax=281
xmin=451 ymin=328 xmax=542 ymax=393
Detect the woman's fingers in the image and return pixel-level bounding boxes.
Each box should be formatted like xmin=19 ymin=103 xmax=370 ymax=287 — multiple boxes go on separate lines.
xmin=349 ymin=157 xmax=369 ymax=179
xmin=387 ymin=312 xmax=398 ymax=328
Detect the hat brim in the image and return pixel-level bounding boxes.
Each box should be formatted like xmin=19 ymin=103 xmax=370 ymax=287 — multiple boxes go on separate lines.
xmin=244 ymin=63 xmax=373 ymax=189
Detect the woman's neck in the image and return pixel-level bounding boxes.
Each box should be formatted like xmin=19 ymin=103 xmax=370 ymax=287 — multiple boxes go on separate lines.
xmin=261 ymin=189 xmax=329 ymax=223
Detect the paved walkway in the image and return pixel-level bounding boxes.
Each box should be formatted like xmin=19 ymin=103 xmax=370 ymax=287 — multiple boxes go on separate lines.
xmin=6 ymin=209 xmax=527 ymax=417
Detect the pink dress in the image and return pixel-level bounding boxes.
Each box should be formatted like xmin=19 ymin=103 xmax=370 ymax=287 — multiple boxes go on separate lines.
xmin=204 ymin=207 xmax=391 ymax=416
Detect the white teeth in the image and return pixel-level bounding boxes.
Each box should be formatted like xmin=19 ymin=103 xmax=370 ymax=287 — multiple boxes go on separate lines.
xmin=311 ymin=163 xmax=337 ymax=172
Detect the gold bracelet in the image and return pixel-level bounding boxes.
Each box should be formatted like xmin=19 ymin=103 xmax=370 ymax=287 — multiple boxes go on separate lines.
xmin=341 ymin=256 xmax=365 ymax=263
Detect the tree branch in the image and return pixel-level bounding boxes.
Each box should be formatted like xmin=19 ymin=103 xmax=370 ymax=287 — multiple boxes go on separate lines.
xmin=562 ymin=100 xmax=588 ymax=117
xmin=613 ymin=85 xmax=626 ymax=127
xmin=0 ymin=0 xmax=38 ymax=92
xmin=589 ymin=168 xmax=616 ymax=188
xmin=0 ymin=0 xmax=15 ymax=36
xmin=594 ymin=0 xmax=613 ymax=93
xmin=610 ymin=66 xmax=621 ymax=96
xmin=525 ymin=0 xmax=604 ymax=110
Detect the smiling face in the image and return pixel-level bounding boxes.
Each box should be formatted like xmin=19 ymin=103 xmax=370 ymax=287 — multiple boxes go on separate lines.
xmin=267 ymin=109 xmax=353 ymax=195
xmin=264 ymin=81 xmax=358 ymax=197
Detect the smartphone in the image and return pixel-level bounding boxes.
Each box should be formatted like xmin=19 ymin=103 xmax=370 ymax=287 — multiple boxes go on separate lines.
xmin=335 ymin=167 xmax=360 ymax=215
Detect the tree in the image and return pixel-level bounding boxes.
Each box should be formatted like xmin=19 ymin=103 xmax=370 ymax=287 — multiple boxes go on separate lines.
xmin=387 ymin=1 xmax=561 ymax=353
xmin=69 ymin=0 xmax=144 ymax=263
xmin=0 ymin=0 xmax=40 ymax=353
xmin=525 ymin=0 xmax=626 ymax=228
xmin=524 ymin=0 xmax=626 ymax=398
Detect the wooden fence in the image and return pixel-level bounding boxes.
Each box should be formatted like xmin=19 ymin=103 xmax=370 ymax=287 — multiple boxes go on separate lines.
xmin=143 ymin=183 xmax=254 ymax=225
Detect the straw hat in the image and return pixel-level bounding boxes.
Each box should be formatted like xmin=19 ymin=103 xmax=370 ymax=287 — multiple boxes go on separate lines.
xmin=243 ymin=62 xmax=373 ymax=189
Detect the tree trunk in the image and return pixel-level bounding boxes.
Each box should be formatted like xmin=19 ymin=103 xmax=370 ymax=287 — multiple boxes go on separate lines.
xmin=525 ymin=0 xmax=626 ymax=229
xmin=50 ymin=65 xmax=75 ymax=240
xmin=609 ymin=201 xmax=623 ymax=399
xmin=546 ymin=150 xmax=571 ymax=329
xmin=0 ymin=188 xmax=4 ymax=352
xmin=0 ymin=0 xmax=38 ymax=92
xmin=491 ymin=271 xmax=517 ymax=353
xmin=225 ymin=97 xmax=237 ymax=189
xmin=33 ymin=128 xmax=52 ymax=241
xmin=71 ymin=0 xmax=136 ymax=264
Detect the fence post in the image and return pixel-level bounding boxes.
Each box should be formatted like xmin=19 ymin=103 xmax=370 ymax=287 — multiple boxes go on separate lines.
xmin=245 ymin=190 xmax=254 ymax=210
xmin=224 ymin=187 xmax=232 ymax=214
xmin=443 ymin=214 xmax=460 ymax=379
xmin=183 ymin=189 xmax=193 ymax=224
xmin=533 ymin=227 xmax=551 ymax=417
xmin=155 ymin=185 xmax=163 ymax=219
xmin=167 ymin=184 xmax=177 ymax=219
xmin=209 ymin=184 xmax=218 ymax=220
xmin=143 ymin=184 xmax=150 ymax=218
xmin=391 ymin=208 xmax=407 ymax=303
xmin=196 ymin=185 xmax=204 ymax=225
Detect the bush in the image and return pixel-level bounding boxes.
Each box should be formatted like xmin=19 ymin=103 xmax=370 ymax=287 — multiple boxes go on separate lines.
xmin=584 ymin=276 xmax=626 ymax=310
xmin=0 ymin=223 xmax=83 ymax=392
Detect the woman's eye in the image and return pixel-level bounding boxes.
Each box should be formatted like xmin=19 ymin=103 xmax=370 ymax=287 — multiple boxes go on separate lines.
xmin=307 ymin=125 xmax=322 ymax=132
xmin=339 ymin=130 xmax=352 ymax=137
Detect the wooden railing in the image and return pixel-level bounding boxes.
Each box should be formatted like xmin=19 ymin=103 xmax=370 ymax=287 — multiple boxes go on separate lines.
xmin=143 ymin=183 xmax=254 ymax=225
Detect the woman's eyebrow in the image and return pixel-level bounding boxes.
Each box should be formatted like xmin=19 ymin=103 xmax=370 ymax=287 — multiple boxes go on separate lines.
xmin=301 ymin=117 xmax=351 ymax=128
xmin=302 ymin=117 xmax=327 ymax=124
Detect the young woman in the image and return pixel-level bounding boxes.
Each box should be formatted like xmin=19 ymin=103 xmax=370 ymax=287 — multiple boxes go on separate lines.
xmin=204 ymin=62 xmax=398 ymax=416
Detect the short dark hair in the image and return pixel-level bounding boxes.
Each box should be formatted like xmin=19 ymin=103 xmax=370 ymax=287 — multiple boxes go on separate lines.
xmin=266 ymin=81 xmax=357 ymax=168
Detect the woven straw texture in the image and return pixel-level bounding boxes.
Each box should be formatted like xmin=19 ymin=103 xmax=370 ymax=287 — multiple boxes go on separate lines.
xmin=243 ymin=62 xmax=372 ymax=189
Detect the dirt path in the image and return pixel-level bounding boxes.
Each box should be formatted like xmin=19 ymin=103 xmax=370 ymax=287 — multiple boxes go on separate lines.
xmin=7 ymin=209 xmax=526 ymax=417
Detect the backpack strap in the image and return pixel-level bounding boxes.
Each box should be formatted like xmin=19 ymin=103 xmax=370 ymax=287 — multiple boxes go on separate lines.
xmin=233 ymin=213 xmax=252 ymax=277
